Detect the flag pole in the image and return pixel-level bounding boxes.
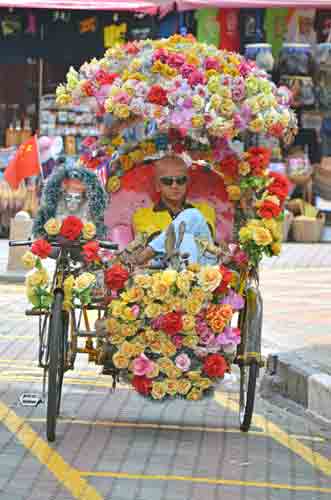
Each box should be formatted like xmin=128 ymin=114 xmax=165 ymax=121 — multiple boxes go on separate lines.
xmin=35 ymin=134 xmax=44 ymax=182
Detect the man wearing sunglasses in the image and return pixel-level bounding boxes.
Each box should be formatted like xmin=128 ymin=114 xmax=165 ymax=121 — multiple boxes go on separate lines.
xmin=132 ymin=155 xmax=216 ymax=266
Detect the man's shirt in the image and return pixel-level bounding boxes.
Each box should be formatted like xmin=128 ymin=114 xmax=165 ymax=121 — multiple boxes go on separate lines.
xmin=132 ymin=199 xmax=216 ymax=242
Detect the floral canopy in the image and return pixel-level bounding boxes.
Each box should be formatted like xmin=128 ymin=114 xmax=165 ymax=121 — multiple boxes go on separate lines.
xmin=56 ymin=34 xmax=295 ymax=266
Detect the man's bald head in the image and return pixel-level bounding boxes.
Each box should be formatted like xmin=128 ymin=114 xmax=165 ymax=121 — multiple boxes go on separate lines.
xmin=154 ymin=155 xmax=189 ymax=206
xmin=154 ymin=155 xmax=188 ymax=180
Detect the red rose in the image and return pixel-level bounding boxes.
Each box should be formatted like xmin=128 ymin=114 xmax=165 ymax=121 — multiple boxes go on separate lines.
xmin=247 ymin=147 xmax=271 ymax=176
xmin=258 ymin=200 xmax=282 ymax=219
xmin=203 ymin=354 xmax=228 ymax=378
xmin=105 ymin=264 xmax=129 ymax=290
xmin=96 ymin=70 xmax=119 ymax=86
xmin=82 ymin=241 xmax=100 ymax=263
xmin=31 ymin=239 xmax=52 ymax=259
xmin=267 ymin=172 xmax=289 ymax=203
xmin=160 ymin=312 xmax=183 ymax=336
xmin=219 ymin=155 xmax=239 ymax=180
xmin=132 ymin=376 xmax=152 ymax=396
xmin=147 ymin=85 xmax=168 ymax=106
xmin=82 ymin=81 xmax=94 ymax=97
xmin=215 ymin=265 xmax=233 ymax=294
xmin=60 ymin=216 xmax=83 ymax=241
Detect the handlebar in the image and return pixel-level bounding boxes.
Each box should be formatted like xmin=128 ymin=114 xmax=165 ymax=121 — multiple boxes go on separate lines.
xmin=9 ymin=239 xmax=118 ymax=250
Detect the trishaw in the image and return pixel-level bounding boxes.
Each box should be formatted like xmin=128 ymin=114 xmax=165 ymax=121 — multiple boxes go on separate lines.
xmin=10 ymin=35 xmax=295 ymax=442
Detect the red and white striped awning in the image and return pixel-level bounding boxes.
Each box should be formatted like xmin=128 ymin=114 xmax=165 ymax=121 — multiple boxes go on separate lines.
xmin=0 ymin=0 xmax=174 ymax=13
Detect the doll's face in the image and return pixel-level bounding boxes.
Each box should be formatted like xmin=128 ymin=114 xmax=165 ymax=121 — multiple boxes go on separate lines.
xmin=64 ymin=192 xmax=84 ymax=213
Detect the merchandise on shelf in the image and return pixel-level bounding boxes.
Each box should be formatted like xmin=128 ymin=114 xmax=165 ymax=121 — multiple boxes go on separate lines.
xmin=39 ymin=94 xmax=98 ymax=156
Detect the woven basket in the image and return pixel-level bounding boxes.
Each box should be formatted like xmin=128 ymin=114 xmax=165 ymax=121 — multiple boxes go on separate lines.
xmin=292 ymin=213 xmax=325 ymax=243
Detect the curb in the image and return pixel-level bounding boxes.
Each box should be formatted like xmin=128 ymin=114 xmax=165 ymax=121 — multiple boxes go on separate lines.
xmin=0 ymin=272 xmax=26 ymax=284
xmin=260 ymin=353 xmax=331 ymax=422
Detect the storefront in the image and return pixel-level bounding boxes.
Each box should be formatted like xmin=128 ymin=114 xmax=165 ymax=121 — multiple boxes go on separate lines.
xmin=1 ymin=1 xmax=331 ymax=242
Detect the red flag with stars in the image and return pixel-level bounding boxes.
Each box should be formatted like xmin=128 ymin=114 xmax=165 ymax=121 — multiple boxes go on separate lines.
xmin=4 ymin=135 xmax=41 ymax=190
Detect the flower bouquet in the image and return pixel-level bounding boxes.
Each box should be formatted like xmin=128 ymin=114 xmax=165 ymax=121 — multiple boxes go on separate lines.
xmin=101 ymin=261 xmax=245 ymax=401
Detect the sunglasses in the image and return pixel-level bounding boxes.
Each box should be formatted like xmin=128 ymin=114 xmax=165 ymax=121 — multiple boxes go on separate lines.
xmin=159 ymin=175 xmax=188 ymax=186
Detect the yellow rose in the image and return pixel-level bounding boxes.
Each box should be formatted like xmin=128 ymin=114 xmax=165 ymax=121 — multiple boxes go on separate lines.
xmin=192 ymin=95 xmax=204 ymax=110
xmin=208 ymin=76 xmax=221 ymax=94
xmin=146 ymin=363 xmax=160 ymax=379
xmin=106 ymin=318 xmax=121 ymax=335
xmin=182 ymin=335 xmax=199 ymax=348
xmin=82 ymin=222 xmax=96 ymax=240
xmin=187 ymin=370 xmax=202 ymax=381
xmin=187 ymin=263 xmax=201 ymax=273
xmin=120 ymin=341 xmax=136 ymax=358
xmin=191 ymin=288 xmax=206 ymax=303
xmin=161 ymin=64 xmax=177 ymax=78
xmin=218 ymin=86 xmax=232 ymax=99
xmin=169 ymin=298 xmax=184 ymax=312
xmin=192 ymin=115 xmax=205 ymax=128
xmin=194 ymin=377 xmax=213 ymax=390
xmin=104 ymin=97 xmax=115 ymax=113
xmin=186 ymin=53 xmax=199 ymax=66
xmin=114 ymin=103 xmax=130 ymax=119
xmin=239 ymin=226 xmax=253 ymax=243
xmin=226 ymin=185 xmax=241 ymax=201
xmin=263 ymin=219 xmax=282 ymax=240
xmin=186 ymin=388 xmax=203 ymax=401
xmin=152 ymin=60 xmax=164 ymax=73
xmin=22 ymin=251 xmax=36 ymax=270
xmin=198 ymin=265 xmax=222 ymax=292
xmin=252 ymin=227 xmax=273 ymax=247
xmin=44 ymin=218 xmax=61 ymax=236
xmin=185 ymin=299 xmax=203 ymax=316
xmin=145 ymin=303 xmax=162 ymax=318
xmin=158 ymin=357 xmax=174 ymax=372
xmin=220 ymin=99 xmax=235 ymax=116
xmin=176 ymin=379 xmax=192 ymax=395
xmin=75 ymin=272 xmax=95 ymax=290
xmin=133 ymin=274 xmax=152 ymax=288
xmin=160 ymin=269 xmax=177 ymax=286
xmin=151 ymin=281 xmax=170 ymax=301
xmin=131 ymin=342 xmax=145 ymax=356
xmin=121 ymin=306 xmax=136 ymax=322
xmin=161 ymin=342 xmax=177 ymax=358
xmin=249 ymin=118 xmax=265 ymax=134
xmin=121 ymin=286 xmax=144 ymax=304
xmin=239 ymin=162 xmax=251 ymax=176
xmin=109 ymin=300 xmax=124 ymax=318
xmin=182 ymin=315 xmax=196 ymax=332
xmin=112 ymin=351 xmax=129 ymax=369
xmin=165 ymin=378 xmax=179 ymax=396
xmin=107 ymin=176 xmax=121 ymax=193
xmin=206 ymin=69 xmax=219 ymax=80
xmin=110 ymin=334 xmax=125 ymax=346
xmin=271 ymin=241 xmax=282 ymax=255
xmin=121 ymin=324 xmax=137 ymax=337
xmin=166 ymin=366 xmax=182 ymax=379
xmin=151 ymin=381 xmax=167 ymax=400
xmin=26 ymin=267 xmax=49 ymax=288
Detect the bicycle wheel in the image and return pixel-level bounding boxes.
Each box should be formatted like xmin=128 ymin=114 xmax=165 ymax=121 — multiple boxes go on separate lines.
xmin=47 ymin=290 xmax=67 ymax=442
xmin=239 ymin=362 xmax=258 ymax=432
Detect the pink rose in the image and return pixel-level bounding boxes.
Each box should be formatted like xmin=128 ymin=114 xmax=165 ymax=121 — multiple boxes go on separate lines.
xmin=181 ymin=64 xmax=196 ymax=79
xmin=172 ymin=335 xmax=183 ymax=349
xmin=188 ymin=71 xmax=205 ymax=87
xmin=168 ymin=52 xmax=185 ymax=68
xmin=113 ymin=92 xmax=131 ymax=104
xmin=131 ymin=305 xmax=140 ymax=318
xmin=175 ymin=353 xmax=191 ymax=372
xmin=205 ymin=57 xmax=220 ymax=71
xmin=200 ymin=329 xmax=215 ymax=346
xmin=132 ymin=354 xmax=154 ymax=376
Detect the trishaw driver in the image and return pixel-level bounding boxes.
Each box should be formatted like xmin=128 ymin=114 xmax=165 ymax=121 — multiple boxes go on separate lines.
xmin=132 ymin=155 xmax=217 ymax=266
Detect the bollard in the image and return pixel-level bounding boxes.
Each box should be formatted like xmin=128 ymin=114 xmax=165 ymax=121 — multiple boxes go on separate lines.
xmin=7 ymin=211 xmax=33 ymax=273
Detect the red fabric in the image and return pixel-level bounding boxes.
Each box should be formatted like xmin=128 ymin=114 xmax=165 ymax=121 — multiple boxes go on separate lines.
xmin=4 ymin=136 xmax=40 ymax=190
xmin=217 ymin=9 xmax=240 ymax=52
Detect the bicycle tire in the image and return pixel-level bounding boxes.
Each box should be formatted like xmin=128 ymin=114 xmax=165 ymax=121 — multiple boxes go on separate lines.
xmin=239 ymin=362 xmax=258 ymax=432
xmin=47 ymin=291 xmax=66 ymax=442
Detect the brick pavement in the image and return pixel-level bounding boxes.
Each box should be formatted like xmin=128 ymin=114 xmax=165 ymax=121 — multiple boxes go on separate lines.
xmin=0 ymin=284 xmax=330 ymax=499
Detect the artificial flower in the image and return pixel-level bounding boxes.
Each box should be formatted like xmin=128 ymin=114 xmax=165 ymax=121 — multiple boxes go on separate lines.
xmin=159 ymin=312 xmax=183 ymax=336
xmin=75 ymin=272 xmax=96 ymax=290
xmin=31 ymin=239 xmax=52 ymax=259
xmin=82 ymin=241 xmax=100 ymax=263
xmin=26 ymin=267 xmax=49 ymax=288
xmin=82 ymin=222 xmax=96 ymax=240
xmin=132 ymin=375 xmax=152 ymax=395
xmin=203 ymin=354 xmax=228 ymax=378
xmin=60 ymin=216 xmax=83 ymax=241
xmin=21 ymin=251 xmax=36 ymax=270
xmin=151 ymin=381 xmax=167 ymax=400
xmin=44 ymin=218 xmax=61 ymax=237
xmin=198 ymin=265 xmax=222 ymax=292
xmin=105 ymin=264 xmax=129 ymax=290
xmin=252 ymin=226 xmax=273 ymax=247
